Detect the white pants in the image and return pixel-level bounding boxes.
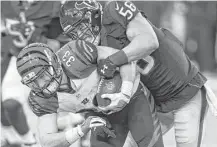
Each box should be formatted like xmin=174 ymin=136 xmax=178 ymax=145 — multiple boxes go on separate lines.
xmin=173 ymin=89 xmax=203 ymax=147
xmin=123 ymin=89 xmax=205 ymax=147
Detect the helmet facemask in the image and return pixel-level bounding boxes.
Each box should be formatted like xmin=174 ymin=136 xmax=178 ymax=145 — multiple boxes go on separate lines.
xmin=22 ymin=65 xmax=62 ymax=97
xmin=18 ymin=43 xmax=63 ymax=97
xmin=60 ymin=0 xmax=102 ymax=46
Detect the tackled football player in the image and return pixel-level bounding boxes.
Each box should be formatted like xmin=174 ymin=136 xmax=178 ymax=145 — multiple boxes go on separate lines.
xmin=16 ymin=40 xmax=164 ymax=147
xmin=59 ymin=1 xmax=212 ymax=147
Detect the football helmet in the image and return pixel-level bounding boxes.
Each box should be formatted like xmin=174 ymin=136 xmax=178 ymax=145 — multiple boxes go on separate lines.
xmin=16 ymin=43 xmax=62 ymax=96
xmin=59 ymin=0 xmax=102 ymax=45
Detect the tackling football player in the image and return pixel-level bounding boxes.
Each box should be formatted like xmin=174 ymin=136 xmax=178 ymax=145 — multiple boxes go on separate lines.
xmin=16 ymin=41 xmax=164 ymax=147
xmin=59 ymin=1 xmax=216 ymax=147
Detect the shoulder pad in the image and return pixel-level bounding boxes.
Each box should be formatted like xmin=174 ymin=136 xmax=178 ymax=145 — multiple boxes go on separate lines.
xmin=56 ymin=40 xmax=97 ymax=79
xmin=28 ymin=91 xmax=59 ymax=117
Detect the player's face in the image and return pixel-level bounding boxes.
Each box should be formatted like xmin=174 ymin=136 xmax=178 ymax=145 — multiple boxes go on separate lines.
xmin=27 ymin=67 xmax=61 ymax=95
xmin=73 ymin=22 xmax=100 ymax=45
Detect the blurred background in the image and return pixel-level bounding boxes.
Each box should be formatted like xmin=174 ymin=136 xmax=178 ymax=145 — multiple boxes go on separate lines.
xmin=1 ymin=1 xmax=217 ymax=147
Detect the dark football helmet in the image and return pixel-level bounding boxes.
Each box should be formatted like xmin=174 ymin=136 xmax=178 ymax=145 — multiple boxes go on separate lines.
xmin=16 ymin=43 xmax=62 ymax=96
xmin=59 ymin=0 xmax=102 ymax=45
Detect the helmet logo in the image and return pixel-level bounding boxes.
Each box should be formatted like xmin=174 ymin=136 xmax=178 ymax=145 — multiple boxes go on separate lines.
xmin=64 ymin=9 xmax=83 ymax=18
xmin=75 ymin=0 xmax=98 ymax=10
xmin=23 ymin=72 xmax=36 ymax=83
xmin=100 ymin=65 xmax=108 ymax=74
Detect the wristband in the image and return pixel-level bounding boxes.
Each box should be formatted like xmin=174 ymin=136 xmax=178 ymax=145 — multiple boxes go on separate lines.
xmin=121 ymin=81 xmax=133 ymax=99
xmin=108 ymin=50 xmax=128 ymax=66
xmin=65 ymin=127 xmax=80 ymax=144
xmin=77 ymin=125 xmax=84 ymax=137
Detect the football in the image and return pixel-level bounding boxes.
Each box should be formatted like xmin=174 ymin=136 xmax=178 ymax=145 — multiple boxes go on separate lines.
xmin=96 ymin=72 xmax=122 ymax=107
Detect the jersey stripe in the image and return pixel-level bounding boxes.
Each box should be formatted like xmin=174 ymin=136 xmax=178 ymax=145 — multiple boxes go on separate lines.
xmin=17 ymin=54 xmax=49 ymax=69
xmin=140 ymin=81 xmax=162 ymax=146
xmin=81 ymin=41 xmax=94 ymax=61
xmin=75 ymin=40 xmax=92 ymax=63
xmin=19 ymin=64 xmax=45 ymax=76
xmin=18 ymin=46 xmax=49 ymax=60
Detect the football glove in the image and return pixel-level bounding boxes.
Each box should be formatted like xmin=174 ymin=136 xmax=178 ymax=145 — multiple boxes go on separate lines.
xmin=81 ymin=116 xmax=116 ymax=138
xmin=91 ymin=125 xmax=116 ymax=138
xmin=97 ymin=50 xmax=129 ymax=78
xmin=97 ymin=58 xmax=117 ymax=78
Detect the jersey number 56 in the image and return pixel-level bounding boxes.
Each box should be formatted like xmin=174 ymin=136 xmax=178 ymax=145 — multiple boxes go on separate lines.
xmin=115 ymin=1 xmax=137 ymax=20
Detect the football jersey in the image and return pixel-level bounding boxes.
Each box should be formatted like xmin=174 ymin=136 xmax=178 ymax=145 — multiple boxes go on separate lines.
xmin=28 ymin=69 xmax=101 ymax=117
xmin=56 ymin=40 xmax=98 ymax=79
xmin=1 ymin=1 xmax=61 ymax=45
xmin=100 ymin=1 xmax=207 ymax=104
xmin=2 ymin=1 xmax=60 ymax=28
xmin=28 ymin=39 xmax=142 ymax=117
xmin=28 ymin=40 xmax=100 ymax=117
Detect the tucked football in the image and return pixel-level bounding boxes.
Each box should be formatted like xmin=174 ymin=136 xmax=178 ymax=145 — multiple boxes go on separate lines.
xmin=96 ymin=72 xmax=122 ymax=107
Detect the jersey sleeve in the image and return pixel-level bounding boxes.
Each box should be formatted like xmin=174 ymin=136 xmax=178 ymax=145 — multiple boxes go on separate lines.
xmin=103 ymin=0 xmax=139 ymax=26
xmin=28 ymin=91 xmax=59 ymax=117
xmin=56 ymin=40 xmax=97 ymax=79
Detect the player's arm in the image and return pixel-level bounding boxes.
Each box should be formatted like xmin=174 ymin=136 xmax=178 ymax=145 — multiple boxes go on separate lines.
xmin=38 ymin=113 xmax=107 ymax=147
xmin=98 ymin=46 xmax=136 ymax=97
xmin=110 ymin=1 xmax=159 ymax=63
xmin=124 ymin=12 xmax=159 ymax=61
xmin=28 ymin=92 xmax=85 ymax=147
xmin=98 ymin=1 xmax=158 ymax=78
xmin=29 ymin=91 xmax=114 ymax=147
xmin=38 ymin=113 xmax=71 ymax=147
xmin=28 ymin=92 xmax=71 ymax=147
xmin=97 ymin=46 xmax=137 ymax=113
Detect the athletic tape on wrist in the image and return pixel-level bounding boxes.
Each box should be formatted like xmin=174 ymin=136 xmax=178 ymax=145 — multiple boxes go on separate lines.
xmin=121 ymin=81 xmax=133 ymax=100
xmin=65 ymin=127 xmax=80 ymax=144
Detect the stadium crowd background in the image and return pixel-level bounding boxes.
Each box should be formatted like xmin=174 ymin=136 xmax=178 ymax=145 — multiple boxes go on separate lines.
xmin=1 ymin=1 xmax=217 ymax=147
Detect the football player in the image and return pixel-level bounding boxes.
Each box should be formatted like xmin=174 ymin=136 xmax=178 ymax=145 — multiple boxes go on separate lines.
xmin=16 ymin=40 xmax=164 ymax=147
xmin=59 ymin=1 xmax=216 ymax=147
xmin=1 ymin=99 xmax=38 ymax=147
xmin=1 ymin=1 xmax=63 ymax=146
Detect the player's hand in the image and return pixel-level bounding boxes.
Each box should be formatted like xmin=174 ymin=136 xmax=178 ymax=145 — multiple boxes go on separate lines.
xmin=89 ymin=117 xmax=116 ymax=138
xmin=81 ymin=116 xmax=104 ymax=133
xmin=81 ymin=116 xmax=115 ymax=138
xmin=98 ymin=93 xmax=130 ymax=115
xmin=97 ymin=58 xmax=117 ymax=78
xmin=92 ymin=125 xmax=116 ymax=138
